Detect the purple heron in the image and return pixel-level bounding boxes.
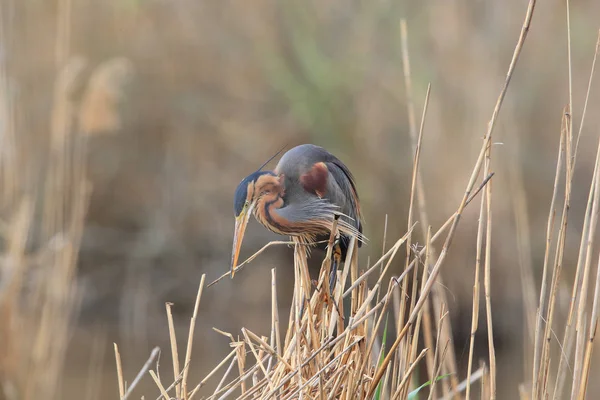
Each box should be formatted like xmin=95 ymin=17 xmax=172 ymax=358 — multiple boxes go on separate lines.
xmin=230 ymin=144 xmax=364 ymax=286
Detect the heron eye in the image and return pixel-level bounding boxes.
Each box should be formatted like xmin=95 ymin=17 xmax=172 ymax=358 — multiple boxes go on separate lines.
xmin=244 ymin=200 xmax=249 ymax=208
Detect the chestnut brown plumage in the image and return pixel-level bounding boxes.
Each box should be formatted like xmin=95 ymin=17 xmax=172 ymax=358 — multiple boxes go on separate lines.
xmin=231 ymin=144 xmax=364 ymax=277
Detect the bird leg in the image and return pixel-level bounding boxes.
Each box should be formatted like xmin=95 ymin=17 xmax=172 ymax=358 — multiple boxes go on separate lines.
xmin=329 ymin=238 xmax=342 ymax=296
xmin=325 ymin=214 xmax=342 ymax=297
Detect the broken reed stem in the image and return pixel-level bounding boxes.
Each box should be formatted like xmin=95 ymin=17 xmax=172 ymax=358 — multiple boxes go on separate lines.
xmin=165 ymin=302 xmax=181 ymax=399
xmin=182 ymin=275 xmax=206 ymax=399
xmin=114 ymin=343 xmax=125 ymax=399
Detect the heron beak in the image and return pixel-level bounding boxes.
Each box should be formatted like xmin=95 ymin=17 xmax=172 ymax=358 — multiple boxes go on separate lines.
xmin=230 ymin=206 xmax=252 ymax=278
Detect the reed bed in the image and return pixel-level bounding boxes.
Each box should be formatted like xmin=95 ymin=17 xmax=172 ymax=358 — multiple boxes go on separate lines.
xmin=2 ymin=0 xmax=600 ymax=399
xmin=112 ymin=1 xmax=600 ymax=398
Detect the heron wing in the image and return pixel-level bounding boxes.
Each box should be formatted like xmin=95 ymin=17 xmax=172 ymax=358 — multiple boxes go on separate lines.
xmin=295 ymin=159 xmax=363 ymax=244
xmin=324 ymin=160 xmax=362 ymax=233
xmin=273 ymin=144 xmax=364 ymax=244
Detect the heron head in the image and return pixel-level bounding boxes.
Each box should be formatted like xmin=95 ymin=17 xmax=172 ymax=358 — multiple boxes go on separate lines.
xmin=231 ymin=171 xmax=279 ymax=278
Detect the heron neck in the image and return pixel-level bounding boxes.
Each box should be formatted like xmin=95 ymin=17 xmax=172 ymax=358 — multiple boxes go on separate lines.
xmin=254 ymin=193 xmax=287 ymax=235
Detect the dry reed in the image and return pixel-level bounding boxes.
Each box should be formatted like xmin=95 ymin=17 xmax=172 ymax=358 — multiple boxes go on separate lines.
xmin=113 ymin=1 xmax=597 ymax=398
xmin=3 ymin=0 xmax=600 ymax=399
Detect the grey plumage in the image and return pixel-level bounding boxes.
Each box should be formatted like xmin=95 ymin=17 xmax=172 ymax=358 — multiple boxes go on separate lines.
xmin=230 ymin=143 xmax=365 ymax=276
xmin=274 ymin=144 xmax=363 ymax=247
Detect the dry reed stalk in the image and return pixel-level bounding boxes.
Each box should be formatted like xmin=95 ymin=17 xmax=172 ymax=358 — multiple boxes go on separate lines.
xmin=481 ymin=360 xmax=489 ymax=399
xmin=365 ymin=171 xmax=493 ymax=397
xmin=376 ymin=214 xmax=389 ymax=304
xmin=532 ymin=116 xmax=565 ymax=398
xmin=573 ymin=318 xmax=587 ymax=400
xmin=374 ymin=0 xmax=537 ymax=392
xmin=392 ymin=348 xmax=428 ymax=400
xmin=421 ymin=293 xmax=437 ymax=396
xmin=396 ymin=20 xmax=417 ymax=387
xmin=553 ymin=29 xmax=600 ymax=399
xmin=159 ymin=363 xmax=187 ymax=400
xmin=535 ymin=3 xmax=578 ymax=396
xmin=116 ymin=2 xmax=554 ymax=398
xmin=113 ymin=344 xmax=125 ymax=398
xmin=483 ymin=138 xmax=497 ymax=399
xmin=581 ymin=252 xmax=600 ymax=399
xmin=427 ymin=306 xmax=449 ymax=400
xmin=182 ymin=275 xmax=206 ymax=398
xmin=271 ymin=268 xmax=282 ymax=360
xmin=420 ymin=228 xmax=436 ymax=395
xmin=133 ymin=155 xmax=522 ymax=399
xmin=537 ymin=109 xmax=572 ymax=399
xmin=408 ymin=227 xmax=432 ymax=380
xmin=570 ymin=123 xmax=600 ymax=400
xmin=369 ymin=2 xmax=537 ymax=392
xmin=400 ymin=18 xmax=460 ymax=397
xmin=442 ymin=366 xmax=485 ymax=400
xmin=209 ymin=240 xmax=315 ymax=287
xmin=121 ymin=347 xmax=160 ymax=400
xmin=150 ymin=370 xmax=170 ymax=400
xmin=165 ymin=302 xmax=181 ymax=398
xmin=466 ymin=152 xmax=487 ymax=400
xmin=401 ymin=81 xmax=431 ymax=399
xmin=508 ymin=160 xmax=537 ymax=358
xmin=429 ymin=285 xmax=455 ymax=397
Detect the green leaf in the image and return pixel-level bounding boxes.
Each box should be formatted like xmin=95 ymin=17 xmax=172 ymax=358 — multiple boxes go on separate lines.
xmin=373 ymin=313 xmax=389 ymax=400
xmin=407 ymin=374 xmax=453 ymax=400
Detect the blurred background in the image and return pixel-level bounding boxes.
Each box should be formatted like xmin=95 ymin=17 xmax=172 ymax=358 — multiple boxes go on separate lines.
xmin=1 ymin=0 xmax=600 ymax=399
